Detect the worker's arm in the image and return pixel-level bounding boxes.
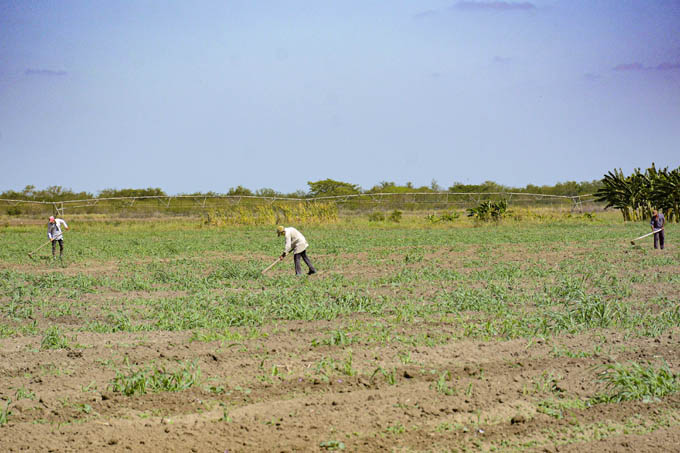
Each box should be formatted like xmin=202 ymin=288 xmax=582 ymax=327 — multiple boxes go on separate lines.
xmin=283 ymin=231 xmax=293 ymax=255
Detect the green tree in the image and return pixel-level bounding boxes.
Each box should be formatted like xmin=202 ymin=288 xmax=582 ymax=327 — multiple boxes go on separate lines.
xmin=98 ymin=188 xmax=166 ymax=198
xmin=227 ymin=186 xmax=253 ymax=196
xmin=448 ymin=181 xmax=506 ymax=193
xmin=307 ymin=179 xmax=360 ymax=197
xmin=255 ymin=188 xmax=280 ymax=197
xmin=366 ymin=181 xmax=432 ymax=194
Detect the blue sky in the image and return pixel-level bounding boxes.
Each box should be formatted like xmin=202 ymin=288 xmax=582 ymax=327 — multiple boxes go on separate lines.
xmin=1 ymin=0 xmax=679 ymax=194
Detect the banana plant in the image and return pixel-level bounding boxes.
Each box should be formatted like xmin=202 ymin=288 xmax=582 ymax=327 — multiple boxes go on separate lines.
xmin=596 ymin=164 xmax=679 ymax=222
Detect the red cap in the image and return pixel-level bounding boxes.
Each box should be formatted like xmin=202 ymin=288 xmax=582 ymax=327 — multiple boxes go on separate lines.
xmin=49 ymin=216 xmax=55 ymax=222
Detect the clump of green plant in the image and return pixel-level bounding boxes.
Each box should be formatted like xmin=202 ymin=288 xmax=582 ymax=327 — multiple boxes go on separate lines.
xmin=426 ymin=211 xmax=460 ymax=223
xmin=388 ymin=210 xmax=403 ymax=222
xmin=311 ymin=329 xmax=357 ymax=347
xmin=467 ymin=200 xmax=507 ymax=222
xmin=385 ymin=423 xmax=407 ymax=434
xmin=537 ymin=398 xmax=588 ymax=419
xmin=0 ymin=399 xmax=10 ymax=426
xmin=371 ymin=367 xmax=397 ymax=385
xmin=319 ymin=440 xmax=345 ymax=451
xmin=109 ymin=360 xmax=201 ymax=396
xmin=439 ymin=211 xmax=459 ymax=221
xmin=40 ymin=326 xmax=71 ymax=350
xmin=14 ymin=386 xmax=35 ymax=401
xmin=591 ymin=361 xmax=680 ymax=403
xmin=595 ymin=164 xmax=680 ymax=222
xmin=208 ymin=260 xmax=262 ymax=280
xmin=432 ymin=371 xmax=456 ymax=395
xmin=368 ymin=211 xmax=385 ymax=222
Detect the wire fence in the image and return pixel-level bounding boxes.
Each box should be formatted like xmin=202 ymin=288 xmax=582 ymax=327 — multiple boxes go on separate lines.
xmin=0 ymin=192 xmax=600 ymax=219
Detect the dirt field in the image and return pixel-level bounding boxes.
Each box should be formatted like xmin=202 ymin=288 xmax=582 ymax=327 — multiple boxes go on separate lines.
xmin=1 ymin=220 xmax=679 ymax=452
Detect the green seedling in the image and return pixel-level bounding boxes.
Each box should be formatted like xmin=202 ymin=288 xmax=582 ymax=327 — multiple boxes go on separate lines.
xmin=591 ymin=361 xmax=680 ymax=403
xmin=109 ymin=360 xmax=201 ymax=396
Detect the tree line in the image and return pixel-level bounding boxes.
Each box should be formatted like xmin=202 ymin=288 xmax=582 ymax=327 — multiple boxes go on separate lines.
xmin=1 ymin=179 xmax=603 ymax=203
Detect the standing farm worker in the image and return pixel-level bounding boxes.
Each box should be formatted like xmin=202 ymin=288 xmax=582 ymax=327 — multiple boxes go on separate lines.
xmin=47 ymin=216 xmax=69 ymax=259
xmin=651 ymin=210 xmax=665 ymax=250
xmin=277 ymin=225 xmax=317 ymax=275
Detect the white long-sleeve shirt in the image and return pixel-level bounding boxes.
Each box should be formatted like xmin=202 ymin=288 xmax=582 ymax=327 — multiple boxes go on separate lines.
xmin=283 ymin=227 xmax=308 ymax=255
xmin=47 ymin=218 xmax=68 ymax=241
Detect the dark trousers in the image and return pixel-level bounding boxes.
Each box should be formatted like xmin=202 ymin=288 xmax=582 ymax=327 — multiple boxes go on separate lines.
xmin=51 ymin=239 xmax=64 ymax=257
xmin=294 ymin=250 xmax=316 ymax=275
xmin=654 ymin=230 xmax=665 ymax=249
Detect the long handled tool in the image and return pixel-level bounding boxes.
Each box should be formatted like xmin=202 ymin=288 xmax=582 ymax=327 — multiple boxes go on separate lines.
xmin=631 ymin=229 xmax=663 ymax=245
xmin=28 ymin=240 xmax=52 ymax=258
xmin=261 ymin=257 xmax=283 ymax=275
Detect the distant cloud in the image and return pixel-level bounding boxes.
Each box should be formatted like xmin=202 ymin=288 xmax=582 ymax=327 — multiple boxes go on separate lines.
xmin=24 ymin=68 xmax=67 ymax=76
xmin=613 ymin=62 xmax=680 ymax=72
xmin=413 ymin=9 xmax=438 ymax=19
xmin=613 ymin=62 xmax=644 ymax=72
xmin=453 ymin=1 xmax=536 ymax=11
xmin=656 ymin=62 xmax=680 ymax=71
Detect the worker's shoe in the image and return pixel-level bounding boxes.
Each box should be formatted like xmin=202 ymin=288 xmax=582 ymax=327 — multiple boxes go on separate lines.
xmin=307 ymin=270 xmax=317 ymax=275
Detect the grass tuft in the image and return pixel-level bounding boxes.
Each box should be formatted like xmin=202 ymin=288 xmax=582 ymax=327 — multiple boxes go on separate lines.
xmin=109 ymin=361 xmax=201 ymax=396
xmin=0 ymin=399 xmax=11 ymax=426
xmin=591 ymin=361 xmax=680 ymax=403
xmin=40 ymin=326 xmax=71 ymax=350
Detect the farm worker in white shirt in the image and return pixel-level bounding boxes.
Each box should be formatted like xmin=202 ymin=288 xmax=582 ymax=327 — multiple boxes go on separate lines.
xmin=47 ymin=216 xmax=69 ymax=259
xmin=277 ymin=225 xmax=317 ymax=275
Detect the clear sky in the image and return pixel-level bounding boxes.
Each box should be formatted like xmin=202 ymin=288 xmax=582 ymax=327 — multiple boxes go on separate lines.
xmin=1 ymin=0 xmax=679 ymax=194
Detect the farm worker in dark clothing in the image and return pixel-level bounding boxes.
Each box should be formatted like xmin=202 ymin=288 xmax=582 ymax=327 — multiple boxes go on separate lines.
xmin=650 ymin=210 xmax=665 ymax=249
xmin=47 ymin=216 xmax=69 ymax=258
xmin=277 ymin=225 xmax=316 ymax=275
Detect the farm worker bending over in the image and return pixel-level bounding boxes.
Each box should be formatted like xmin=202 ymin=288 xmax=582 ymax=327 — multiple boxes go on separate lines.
xmin=651 ymin=210 xmax=665 ymax=250
xmin=47 ymin=216 xmax=69 ymax=259
xmin=277 ymin=225 xmax=317 ymax=275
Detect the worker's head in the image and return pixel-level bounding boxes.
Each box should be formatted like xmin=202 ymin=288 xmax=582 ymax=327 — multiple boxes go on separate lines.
xmin=277 ymin=225 xmax=285 ymax=236
xmin=653 ymin=210 xmax=658 ymax=217
xmin=49 ymin=216 xmax=55 ymax=223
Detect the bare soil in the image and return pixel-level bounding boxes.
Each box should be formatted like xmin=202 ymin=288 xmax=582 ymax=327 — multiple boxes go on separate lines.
xmin=2 ymin=239 xmax=679 ymax=452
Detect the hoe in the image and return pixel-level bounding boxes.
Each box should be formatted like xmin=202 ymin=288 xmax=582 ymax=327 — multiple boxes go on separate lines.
xmin=261 ymin=257 xmax=282 ymax=275
xmin=630 ymin=229 xmax=663 ymax=245
xmin=28 ymin=240 xmax=53 ymax=258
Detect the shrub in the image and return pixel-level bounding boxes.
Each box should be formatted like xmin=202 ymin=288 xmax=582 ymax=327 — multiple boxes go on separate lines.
xmin=439 ymin=211 xmax=459 ymax=222
xmin=427 ymin=211 xmax=460 ymax=223
xmin=467 ymin=200 xmax=507 ymax=222
xmin=368 ymin=212 xmax=385 ymax=222
xmin=388 ymin=210 xmax=402 ymax=222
